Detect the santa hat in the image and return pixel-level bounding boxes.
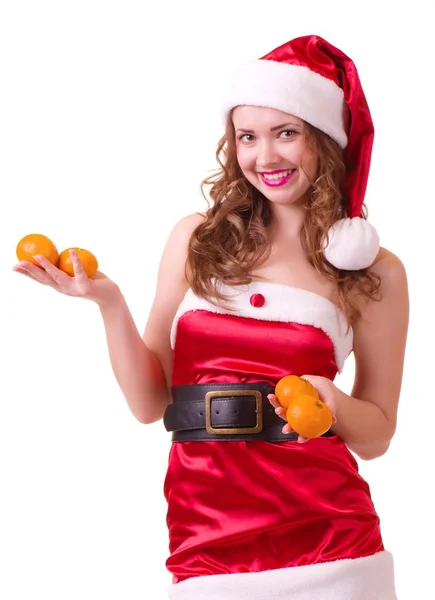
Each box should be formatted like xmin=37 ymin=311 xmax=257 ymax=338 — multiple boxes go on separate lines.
xmin=221 ymin=35 xmax=380 ymax=271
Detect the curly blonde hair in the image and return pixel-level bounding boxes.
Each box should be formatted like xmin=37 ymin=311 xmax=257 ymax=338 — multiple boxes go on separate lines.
xmin=186 ymin=115 xmax=381 ymax=325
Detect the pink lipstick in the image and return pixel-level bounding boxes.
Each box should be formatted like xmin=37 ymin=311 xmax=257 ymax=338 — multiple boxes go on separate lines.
xmin=259 ymin=169 xmax=295 ymax=187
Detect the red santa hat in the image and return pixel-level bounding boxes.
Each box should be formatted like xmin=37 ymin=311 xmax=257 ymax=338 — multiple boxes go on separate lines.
xmin=221 ymin=35 xmax=380 ymax=271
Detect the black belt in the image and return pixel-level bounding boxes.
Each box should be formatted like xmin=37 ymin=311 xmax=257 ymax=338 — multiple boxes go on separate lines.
xmin=163 ymin=383 xmax=334 ymax=442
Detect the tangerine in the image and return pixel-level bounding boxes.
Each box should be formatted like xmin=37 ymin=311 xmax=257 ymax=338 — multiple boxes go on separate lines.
xmin=57 ymin=247 xmax=98 ymax=278
xmin=286 ymin=394 xmax=333 ymax=438
xmin=16 ymin=233 xmax=59 ymax=266
xmin=274 ymin=375 xmax=319 ymax=409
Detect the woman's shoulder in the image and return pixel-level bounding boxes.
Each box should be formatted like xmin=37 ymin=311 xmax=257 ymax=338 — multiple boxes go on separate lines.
xmin=371 ymin=246 xmax=407 ymax=282
xmin=172 ymin=211 xmax=207 ymax=233
xmin=183 ymin=211 xmax=207 ymax=224
xmin=350 ymin=246 xmax=408 ymax=318
xmin=162 ymin=212 xmax=207 ymax=253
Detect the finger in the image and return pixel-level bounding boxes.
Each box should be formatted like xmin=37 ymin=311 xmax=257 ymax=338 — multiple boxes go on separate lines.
xmin=68 ymin=249 xmax=88 ymax=281
xmin=13 ymin=260 xmax=43 ymax=270
xmin=301 ymin=374 xmax=333 ymax=405
xmin=34 ymin=255 xmax=69 ymax=284
xmin=267 ymin=394 xmax=287 ymax=420
xmin=267 ymin=393 xmax=281 ymax=409
xmin=282 ymin=423 xmax=293 ymax=434
xmin=274 ymin=407 xmax=287 ymax=420
xmin=301 ymin=374 xmax=319 ymax=389
xmin=297 ymin=436 xmax=309 ymax=444
xmin=13 ymin=266 xmax=52 ymax=285
xmin=13 ymin=262 xmax=50 ymax=280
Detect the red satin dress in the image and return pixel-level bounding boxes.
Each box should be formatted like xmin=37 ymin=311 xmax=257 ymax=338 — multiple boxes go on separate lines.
xmin=164 ymin=282 xmax=396 ymax=599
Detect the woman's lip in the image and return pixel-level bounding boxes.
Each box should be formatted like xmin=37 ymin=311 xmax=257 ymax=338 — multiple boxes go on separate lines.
xmin=259 ymin=170 xmax=295 ymax=187
xmin=259 ymin=169 xmax=292 ymax=175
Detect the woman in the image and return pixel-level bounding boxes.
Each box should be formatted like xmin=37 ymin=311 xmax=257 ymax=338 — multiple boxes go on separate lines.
xmin=13 ymin=35 xmax=408 ymax=599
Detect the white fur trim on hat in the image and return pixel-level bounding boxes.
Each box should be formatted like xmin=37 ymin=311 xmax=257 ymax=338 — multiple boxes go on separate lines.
xmin=167 ymin=550 xmax=396 ymax=600
xmin=221 ymin=60 xmax=348 ymax=148
xmin=324 ymin=217 xmax=380 ymax=270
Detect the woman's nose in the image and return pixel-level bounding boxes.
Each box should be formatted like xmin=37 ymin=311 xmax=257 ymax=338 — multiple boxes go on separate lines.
xmin=257 ymin=141 xmax=280 ymax=167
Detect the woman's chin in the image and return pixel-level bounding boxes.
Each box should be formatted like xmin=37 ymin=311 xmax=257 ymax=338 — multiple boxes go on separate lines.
xmin=262 ymin=191 xmax=306 ymax=206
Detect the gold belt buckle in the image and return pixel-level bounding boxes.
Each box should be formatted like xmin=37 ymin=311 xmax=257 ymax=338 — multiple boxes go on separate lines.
xmin=205 ymin=389 xmax=263 ymax=435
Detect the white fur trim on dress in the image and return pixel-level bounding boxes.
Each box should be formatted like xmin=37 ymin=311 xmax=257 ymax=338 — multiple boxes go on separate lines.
xmin=167 ymin=551 xmax=397 ymax=600
xmin=170 ymin=282 xmax=353 ymax=373
xmin=324 ymin=217 xmax=380 ymax=270
xmin=221 ymin=60 xmax=348 ymax=148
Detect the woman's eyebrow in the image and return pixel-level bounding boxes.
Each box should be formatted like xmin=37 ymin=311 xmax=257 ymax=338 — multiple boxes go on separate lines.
xmin=235 ymin=122 xmax=302 ymax=133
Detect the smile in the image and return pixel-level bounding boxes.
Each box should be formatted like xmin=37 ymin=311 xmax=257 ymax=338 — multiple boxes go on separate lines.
xmin=259 ymin=169 xmax=296 ymax=187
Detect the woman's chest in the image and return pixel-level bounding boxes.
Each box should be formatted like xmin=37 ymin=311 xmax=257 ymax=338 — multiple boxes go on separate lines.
xmin=252 ymin=251 xmax=340 ymax=307
xmin=170 ymin=281 xmax=354 ymax=377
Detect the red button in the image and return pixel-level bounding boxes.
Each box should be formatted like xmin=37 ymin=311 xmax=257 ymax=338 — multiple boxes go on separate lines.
xmin=250 ymin=293 xmax=265 ymax=307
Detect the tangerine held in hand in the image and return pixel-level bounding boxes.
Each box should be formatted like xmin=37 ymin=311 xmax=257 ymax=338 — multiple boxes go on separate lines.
xmin=286 ymin=394 xmax=333 ymax=439
xmin=58 ymin=247 xmax=98 ymax=278
xmin=274 ymin=375 xmax=319 ymax=409
xmin=16 ymin=233 xmax=59 ymax=266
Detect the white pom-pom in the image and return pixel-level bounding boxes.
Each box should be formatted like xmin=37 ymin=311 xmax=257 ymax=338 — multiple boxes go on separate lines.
xmin=324 ymin=217 xmax=380 ymax=270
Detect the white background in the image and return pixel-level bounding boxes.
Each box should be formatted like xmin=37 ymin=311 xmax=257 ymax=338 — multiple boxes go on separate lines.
xmin=0 ymin=1 xmax=433 ymax=598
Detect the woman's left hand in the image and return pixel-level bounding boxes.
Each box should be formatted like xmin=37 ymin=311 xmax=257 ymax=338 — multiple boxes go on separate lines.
xmin=267 ymin=375 xmax=338 ymax=443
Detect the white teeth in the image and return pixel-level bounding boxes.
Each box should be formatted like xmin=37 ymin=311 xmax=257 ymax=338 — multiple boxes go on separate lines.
xmin=261 ymin=170 xmax=293 ymax=181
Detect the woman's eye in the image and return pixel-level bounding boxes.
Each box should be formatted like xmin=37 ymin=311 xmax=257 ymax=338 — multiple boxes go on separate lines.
xmin=238 ymin=134 xmax=255 ymax=142
xmin=280 ymin=130 xmax=297 ymax=138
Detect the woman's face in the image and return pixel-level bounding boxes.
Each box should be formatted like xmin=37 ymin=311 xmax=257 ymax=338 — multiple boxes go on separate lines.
xmin=233 ymin=106 xmax=318 ymax=207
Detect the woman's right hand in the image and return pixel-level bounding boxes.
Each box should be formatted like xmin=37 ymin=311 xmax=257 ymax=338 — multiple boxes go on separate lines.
xmin=12 ymin=249 xmax=122 ymax=307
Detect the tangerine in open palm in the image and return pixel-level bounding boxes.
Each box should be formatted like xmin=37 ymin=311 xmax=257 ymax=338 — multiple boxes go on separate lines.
xmin=274 ymin=375 xmax=319 ymax=409
xmin=58 ymin=247 xmax=98 ymax=278
xmin=286 ymin=395 xmax=333 ymax=438
xmin=16 ymin=234 xmax=59 ymax=266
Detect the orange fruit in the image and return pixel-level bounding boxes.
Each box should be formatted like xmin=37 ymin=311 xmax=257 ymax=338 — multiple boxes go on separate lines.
xmin=274 ymin=375 xmax=319 ymax=409
xmin=286 ymin=394 xmax=333 ymax=438
xmin=16 ymin=233 xmax=59 ymax=266
xmin=57 ymin=247 xmax=98 ymax=278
